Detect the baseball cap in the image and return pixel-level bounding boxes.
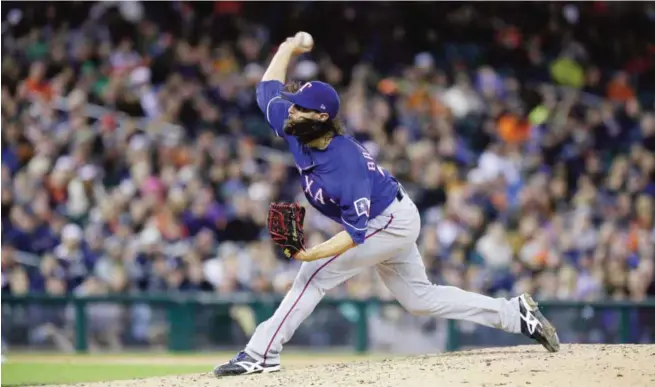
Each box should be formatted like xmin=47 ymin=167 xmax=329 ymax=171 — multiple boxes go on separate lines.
xmin=281 ymin=81 xmax=340 ymax=119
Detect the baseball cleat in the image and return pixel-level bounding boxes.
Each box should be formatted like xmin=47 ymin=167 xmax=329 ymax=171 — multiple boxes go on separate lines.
xmin=213 ymin=351 xmax=280 ymax=377
xmin=519 ymin=293 xmax=560 ymax=353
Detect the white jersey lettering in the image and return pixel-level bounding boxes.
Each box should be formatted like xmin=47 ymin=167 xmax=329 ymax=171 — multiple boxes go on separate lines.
xmin=304 ymin=175 xmax=314 ymax=196
xmin=314 ymin=188 xmax=325 ymax=205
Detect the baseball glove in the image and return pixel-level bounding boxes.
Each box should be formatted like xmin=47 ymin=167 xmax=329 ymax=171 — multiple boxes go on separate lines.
xmin=267 ymin=202 xmax=306 ymax=258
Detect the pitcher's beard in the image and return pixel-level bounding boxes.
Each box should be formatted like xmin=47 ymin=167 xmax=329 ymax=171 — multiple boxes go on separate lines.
xmin=282 ymin=119 xmax=299 ymax=136
xmin=283 ymin=119 xmax=329 ymax=144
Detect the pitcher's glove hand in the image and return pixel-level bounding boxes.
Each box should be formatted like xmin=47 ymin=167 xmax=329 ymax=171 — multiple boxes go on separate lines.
xmin=267 ymin=202 xmax=306 ymax=258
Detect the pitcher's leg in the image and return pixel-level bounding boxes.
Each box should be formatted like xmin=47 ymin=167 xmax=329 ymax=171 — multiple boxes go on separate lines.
xmin=376 ymin=244 xmax=521 ymax=333
xmin=244 ymin=256 xmax=354 ymax=365
xmin=213 ymin=252 xmax=365 ymax=377
xmin=244 ymin=218 xmax=404 ymax=366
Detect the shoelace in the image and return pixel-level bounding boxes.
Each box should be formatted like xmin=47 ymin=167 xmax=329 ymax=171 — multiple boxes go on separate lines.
xmin=231 ymin=351 xmax=249 ymax=363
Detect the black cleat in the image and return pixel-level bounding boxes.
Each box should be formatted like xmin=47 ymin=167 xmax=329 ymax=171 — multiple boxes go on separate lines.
xmin=213 ymin=351 xmax=280 ymax=377
xmin=519 ymin=294 xmax=560 ymax=353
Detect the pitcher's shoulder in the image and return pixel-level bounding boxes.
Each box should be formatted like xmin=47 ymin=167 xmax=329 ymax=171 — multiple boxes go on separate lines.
xmin=328 ymin=136 xmax=369 ymax=163
xmin=330 ymin=135 xmax=368 ymax=153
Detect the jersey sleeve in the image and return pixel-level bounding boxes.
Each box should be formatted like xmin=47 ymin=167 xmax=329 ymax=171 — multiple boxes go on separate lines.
xmin=339 ymin=159 xmax=372 ymax=245
xmin=256 ymin=80 xmax=291 ymax=137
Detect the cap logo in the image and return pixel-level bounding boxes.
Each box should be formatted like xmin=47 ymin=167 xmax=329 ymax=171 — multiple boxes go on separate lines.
xmin=320 ymin=104 xmax=326 ymax=110
xmin=298 ymin=82 xmax=313 ymax=93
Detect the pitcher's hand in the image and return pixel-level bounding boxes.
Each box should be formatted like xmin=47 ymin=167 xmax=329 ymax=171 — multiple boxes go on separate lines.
xmin=280 ymin=33 xmax=313 ymax=56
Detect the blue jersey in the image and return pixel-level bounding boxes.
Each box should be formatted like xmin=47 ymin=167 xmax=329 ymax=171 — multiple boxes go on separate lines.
xmin=256 ymin=80 xmax=400 ymax=244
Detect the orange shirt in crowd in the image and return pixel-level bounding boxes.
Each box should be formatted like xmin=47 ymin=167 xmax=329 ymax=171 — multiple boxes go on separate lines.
xmin=154 ymin=209 xmax=189 ymax=240
xmin=606 ymin=80 xmax=635 ymax=102
xmin=497 ymin=114 xmax=531 ymax=145
xmin=406 ymin=88 xmax=449 ymax=117
xmin=24 ymin=78 xmax=53 ymax=101
xmin=378 ymin=78 xmax=449 ymax=117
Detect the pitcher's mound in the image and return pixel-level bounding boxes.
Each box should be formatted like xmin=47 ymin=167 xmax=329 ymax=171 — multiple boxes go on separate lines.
xmin=63 ymin=344 xmax=655 ymax=387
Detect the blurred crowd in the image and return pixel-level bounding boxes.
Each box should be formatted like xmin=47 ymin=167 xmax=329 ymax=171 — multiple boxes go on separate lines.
xmin=2 ymin=1 xmax=655 ymax=321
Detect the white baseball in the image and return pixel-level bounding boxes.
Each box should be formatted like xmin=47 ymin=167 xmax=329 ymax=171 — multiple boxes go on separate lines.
xmin=295 ymin=31 xmax=314 ymax=50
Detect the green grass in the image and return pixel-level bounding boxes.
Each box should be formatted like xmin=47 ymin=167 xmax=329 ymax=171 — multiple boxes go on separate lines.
xmin=1 ymin=363 xmax=209 ymax=386
xmin=0 ymin=351 xmax=386 ymax=386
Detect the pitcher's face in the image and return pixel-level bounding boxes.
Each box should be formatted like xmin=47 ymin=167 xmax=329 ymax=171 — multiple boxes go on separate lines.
xmin=287 ymin=104 xmax=325 ymax=123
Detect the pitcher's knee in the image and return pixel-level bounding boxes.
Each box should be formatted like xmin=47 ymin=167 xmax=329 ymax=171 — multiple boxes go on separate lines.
xmin=293 ymin=263 xmax=319 ymax=286
xmin=398 ymin=299 xmax=434 ymax=316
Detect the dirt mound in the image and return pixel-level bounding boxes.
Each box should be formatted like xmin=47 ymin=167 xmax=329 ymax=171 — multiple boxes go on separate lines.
xmin=46 ymin=344 xmax=655 ymax=387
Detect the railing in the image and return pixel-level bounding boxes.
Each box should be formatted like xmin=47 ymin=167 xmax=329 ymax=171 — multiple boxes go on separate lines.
xmin=3 ymin=294 xmax=654 ymax=353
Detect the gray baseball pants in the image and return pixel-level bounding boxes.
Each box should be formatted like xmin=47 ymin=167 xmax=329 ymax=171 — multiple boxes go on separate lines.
xmin=245 ymin=193 xmax=521 ymax=365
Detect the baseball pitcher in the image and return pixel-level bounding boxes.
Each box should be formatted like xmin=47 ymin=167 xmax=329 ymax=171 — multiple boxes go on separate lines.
xmin=214 ymin=33 xmax=560 ymax=377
